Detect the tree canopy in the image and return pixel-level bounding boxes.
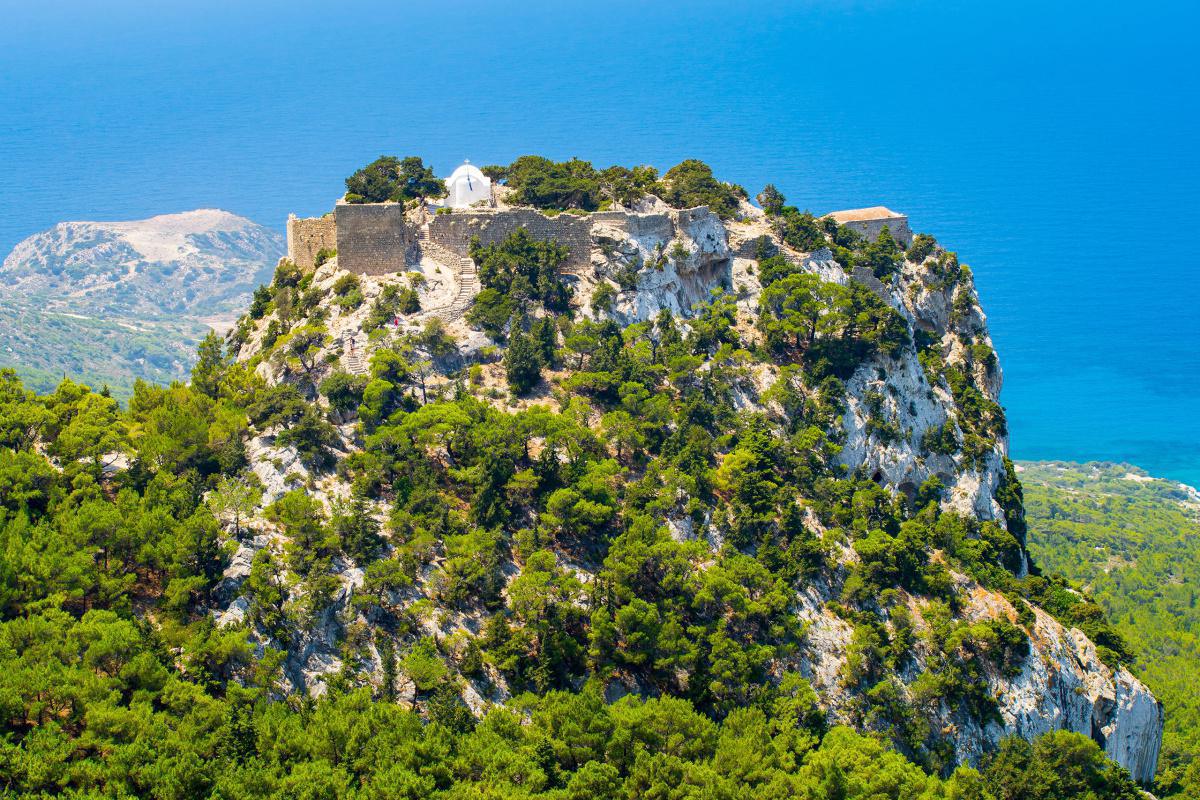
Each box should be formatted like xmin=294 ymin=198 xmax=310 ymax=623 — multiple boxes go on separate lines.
xmin=487 ymin=155 xmax=745 ymax=216
xmin=345 ymin=155 xmax=447 ymax=204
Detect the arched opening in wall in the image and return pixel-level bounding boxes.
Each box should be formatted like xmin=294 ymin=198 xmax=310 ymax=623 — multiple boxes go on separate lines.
xmin=719 ymin=259 xmax=734 ymax=293
xmin=1089 ymin=718 xmax=1109 ymax=750
xmin=871 ymin=470 xmax=884 ymax=484
xmin=716 ymin=257 xmax=734 ymax=291
xmin=897 ymin=481 xmax=917 ymax=510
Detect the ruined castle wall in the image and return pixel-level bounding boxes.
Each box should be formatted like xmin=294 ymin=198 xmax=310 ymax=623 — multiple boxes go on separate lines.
xmin=730 ymin=233 xmax=778 ymax=260
xmin=330 ymin=205 xmax=723 ymax=276
xmin=428 ymin=209 xmax=594 ymax=272
xmin=334 ymin=203 xmax=416 ymax=276
xmin=286 ymin=214 xmax=337 ymax=271
xmin=590 ymin=210 xmax=675 ymax=241
xmin=842 ymin=216 xmax=913 ymax=246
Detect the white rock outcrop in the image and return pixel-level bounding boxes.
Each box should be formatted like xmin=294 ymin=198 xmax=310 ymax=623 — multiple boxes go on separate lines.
xmin=246 ymin=435 xmax=312 ymax=506
xmin=590 ymin=207 xmax=733 ymax=324
xmin=795 ymin=581 xmax=1162 ymax=782
xmin=959 ymin=596 xmax=1162 ymax=782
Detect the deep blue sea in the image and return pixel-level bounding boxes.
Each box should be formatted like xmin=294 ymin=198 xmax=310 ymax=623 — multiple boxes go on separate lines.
xmin=1 ymin=0 xmax=1197 ymax=485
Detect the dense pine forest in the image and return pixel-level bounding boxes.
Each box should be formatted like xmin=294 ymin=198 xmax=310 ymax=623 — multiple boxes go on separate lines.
xmin=0 ymin=355 xmax=1143 ymax=799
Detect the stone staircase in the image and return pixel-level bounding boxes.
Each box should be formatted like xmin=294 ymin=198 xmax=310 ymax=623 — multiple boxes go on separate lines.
xmin=341 ymin=333 xmax=368 ymax=376
xmin=417 ymin=224 xmax=480 ymax=320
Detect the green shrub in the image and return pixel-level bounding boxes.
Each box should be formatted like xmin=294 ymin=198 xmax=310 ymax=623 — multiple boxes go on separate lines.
xmin=314 ymin=247 xmax=337 ymax=268
xmin=467 ymin=229 xmax=571 ymax=338
xmin=906 ymin=233 xmax=937 ymax=263
xmin=658 ymin=159 xmax=744 ymax=218
xmin=503 ymin=155 xmax=603 ymax=211
xmin=774 ymin=207 xmax=825 ymax=251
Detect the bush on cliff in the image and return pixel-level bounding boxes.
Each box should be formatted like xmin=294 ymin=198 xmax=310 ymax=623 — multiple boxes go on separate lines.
xmin=754 ymin=185 xmax=827 ymax=252
xmin=488 ymin=155 xmax=748 ymax=216
xmin=504 ymin=324 xmax=544 ymax=396
xmin=467 ymin=229 xmax=571 ymax=338
xmin=600 ymin=164 xmax=661 ymax=207
xmin=757 ymin=261 xmax=909 ymax=381
xmin=658 ymin=158 xmax=747 ymax=218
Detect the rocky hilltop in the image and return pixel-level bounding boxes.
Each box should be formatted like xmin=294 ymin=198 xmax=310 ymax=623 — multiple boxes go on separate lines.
xmin=0 ymin=209 xmax=281 ymax=395
xmin=215 ymin=172 xmax=1162 ymax=783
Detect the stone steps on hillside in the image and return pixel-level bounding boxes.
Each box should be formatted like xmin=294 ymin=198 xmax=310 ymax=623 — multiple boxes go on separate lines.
xmin=417 ymin=223 xmax=479 ymax=321
xmin=341 ymin=334 xmax=368 ymax=376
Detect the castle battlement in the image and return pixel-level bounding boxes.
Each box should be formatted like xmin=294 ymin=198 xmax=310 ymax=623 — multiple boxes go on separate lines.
xmin=285 ymin=213 xmax=337 ymax=271
xmin=289 ymin=201 xmax=916 ymax=276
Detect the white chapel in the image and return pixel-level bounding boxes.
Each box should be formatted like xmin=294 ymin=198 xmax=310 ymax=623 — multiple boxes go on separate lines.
xmin=445 ymin=161 xmax=492 ymax=208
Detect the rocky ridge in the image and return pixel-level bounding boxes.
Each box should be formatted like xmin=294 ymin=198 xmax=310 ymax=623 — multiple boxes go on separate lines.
xmin=2 ymin=209 xmax=281 ymax=317
xmin=0 ymin=209 xmax=282 ymax=395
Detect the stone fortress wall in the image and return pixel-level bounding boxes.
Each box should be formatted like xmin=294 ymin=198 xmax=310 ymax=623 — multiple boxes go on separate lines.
xmin=847 ymin=216 xmax=912 ymax=246
xmin=426 ymin=208 xmax=594 ymax=273
xmin=286 ymin=214 xmax=337 ymax=271
xmin=334 ymin=203 xmax=417 ymax=276
xmin=823 ymin=207 xmax=913 ymax=246
xmin=321 ymin=205 xmax=601 ymax=276
xmin=589 ymin=209 xmax=675 ymax=239
xmin=302 ymin=202 xmax=914 ymax=276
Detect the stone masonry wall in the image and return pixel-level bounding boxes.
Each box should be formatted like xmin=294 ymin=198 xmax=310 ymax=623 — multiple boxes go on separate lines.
xmin=335 ymin=203 xmax=416 ymax=276
xmin=729 ymin=232 xmax=778 ymax=260
xmin=331 ymin=205 xmax=722 ymax=276
xmin=428 ymin=209 xmax=594 ymax=272
xmin=842 ymin=216 xmax=913 ymax=246
xmin=286 ymin=214 xmax=337 ymax=271
xmin=590 ymin=210 xmax=675 ymax=240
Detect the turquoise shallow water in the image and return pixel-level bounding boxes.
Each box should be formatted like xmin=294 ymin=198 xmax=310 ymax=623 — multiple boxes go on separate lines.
xmin=1 ymin=0 xmax=1197 ymax=485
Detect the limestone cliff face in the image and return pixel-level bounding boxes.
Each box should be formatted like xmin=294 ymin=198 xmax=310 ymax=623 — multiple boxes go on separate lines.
xmin=570 ymin=205 xmax=1161 ymax=780
xmin=585 ymin=203 xmax=1008 ymax=527
xmin=793 ymin=576 xmax=1162 ymax=782
xmin=982 ymin=607 xmax=1162 ymax=784
xmin=221 ymin=199 xmax=1162 ymax=783
xmin=589 ymin=205 xmax=733 ymax=323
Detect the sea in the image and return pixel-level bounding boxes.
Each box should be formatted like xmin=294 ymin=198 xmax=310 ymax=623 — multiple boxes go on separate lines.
xmin=1 ymin=0 xmax=1197 ymax=486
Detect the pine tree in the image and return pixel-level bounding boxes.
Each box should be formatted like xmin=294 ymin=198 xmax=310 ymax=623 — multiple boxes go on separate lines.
xmin=504 ymin=326 xmax=542 ymax=396
xmin=191 ymin=331 xmax=228 ymax=399
xmin=756 ymin=183 xmax=786 ymax=215
xmin=531 ymin=316 xmax=558 ymax=367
